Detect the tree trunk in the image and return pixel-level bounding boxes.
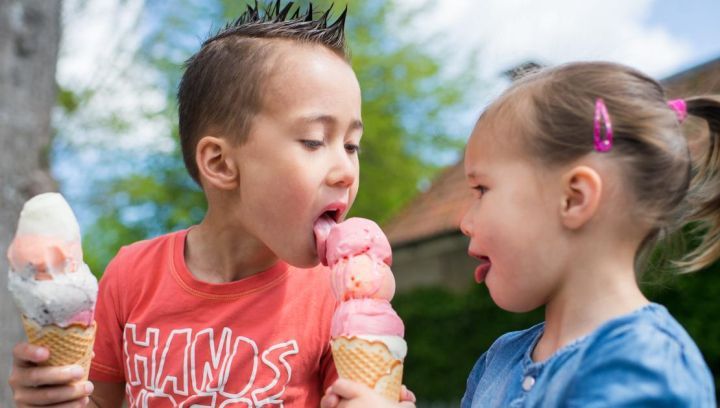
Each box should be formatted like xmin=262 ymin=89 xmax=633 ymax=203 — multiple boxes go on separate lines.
xmin=0 ymin=0 xmax=61 ymax=402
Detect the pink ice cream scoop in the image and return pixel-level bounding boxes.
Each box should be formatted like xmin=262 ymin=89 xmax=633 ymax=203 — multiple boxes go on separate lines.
xmin=319 ymin=217 xmax=395 ymax=301
xmin=324 ymin=217 xmax=392 ymax=267
xmin=330 ymin=254 xmax=395 ymax=301
xmin=331 ymin=298 xmax=404 ymax=338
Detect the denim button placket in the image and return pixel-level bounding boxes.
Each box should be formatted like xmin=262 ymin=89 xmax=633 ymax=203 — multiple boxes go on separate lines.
xmin=522 ymin=375 xmax=536 ymax=391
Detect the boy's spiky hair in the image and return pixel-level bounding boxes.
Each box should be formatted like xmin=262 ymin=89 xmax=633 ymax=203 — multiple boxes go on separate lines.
xmin=206 ymin=0 xmax=347 ymax=50
xmin=178 ymin=1 xmax=349 ymax=185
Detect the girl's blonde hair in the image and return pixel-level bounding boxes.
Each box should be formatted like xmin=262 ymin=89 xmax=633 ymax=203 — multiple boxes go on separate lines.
xmin=481 ymin=61 xmax=720 ymax=273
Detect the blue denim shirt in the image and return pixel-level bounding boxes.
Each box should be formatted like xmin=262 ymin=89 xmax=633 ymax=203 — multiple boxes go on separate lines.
xmin=462 ymin=303 xmax=715 ymax=407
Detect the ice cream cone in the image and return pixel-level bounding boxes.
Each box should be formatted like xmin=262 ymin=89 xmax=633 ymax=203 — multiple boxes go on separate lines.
xmin=331 ymin=336 xmax=404 ymax=402
xmin=21 ymin=315 xmax=96 ymax=381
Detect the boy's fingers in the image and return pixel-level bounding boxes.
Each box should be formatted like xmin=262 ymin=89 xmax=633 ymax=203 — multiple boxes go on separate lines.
xmin=13 ymin=382 xmax=92 ymax=406
xmin=47 ymin=396 xmax=91 ymax=408
xmin=13 ymin=343 xmax=49 ymax=365
xmin=15 ymin=365 xmax=86 ymax=387
xmin=329 ymin=379 xmax=371 ymax=399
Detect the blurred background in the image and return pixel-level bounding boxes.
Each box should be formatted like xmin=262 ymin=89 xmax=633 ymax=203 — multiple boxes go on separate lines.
xmin=1 ymin=0 xmax=719 ymax=405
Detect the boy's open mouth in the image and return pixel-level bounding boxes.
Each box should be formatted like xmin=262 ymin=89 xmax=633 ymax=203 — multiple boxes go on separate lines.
xmin=323 ymin=209 xmax=341 ymax=223
xmin=313 ymin=208 xmax=343 ymax=265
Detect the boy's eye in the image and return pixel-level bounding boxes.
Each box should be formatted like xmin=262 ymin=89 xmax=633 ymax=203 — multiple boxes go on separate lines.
xmin=301 ymin=140 xmax=324 ymax=149
xmin=345 ymin=143 xmax=361 ymax=154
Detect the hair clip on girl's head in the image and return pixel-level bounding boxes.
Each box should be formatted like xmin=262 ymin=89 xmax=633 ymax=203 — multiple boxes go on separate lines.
xmin=593 ymin=98 xmax=613 ymax=152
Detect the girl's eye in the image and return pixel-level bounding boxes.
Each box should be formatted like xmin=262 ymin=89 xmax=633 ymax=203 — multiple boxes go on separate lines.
xmin=472 ymin=185 xmax=488 ymax=198
xmin=301 ymin=140 xmax=324 ymax=149
xmin=345 ymin=143 xmax=361 ymax=154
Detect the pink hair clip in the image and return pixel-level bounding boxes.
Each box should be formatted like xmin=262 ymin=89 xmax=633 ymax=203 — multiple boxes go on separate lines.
xmin=667 ymin=99 xmax=688 ymax=123
xmin=593 ymin=98 xmax=613 ymax=152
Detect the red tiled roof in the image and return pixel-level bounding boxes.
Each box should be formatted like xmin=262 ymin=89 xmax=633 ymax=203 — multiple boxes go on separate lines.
xmin=384 ymin=159 xmax=471 ymax=246
xmin=384 ymin=57 xmax=720 ymax=247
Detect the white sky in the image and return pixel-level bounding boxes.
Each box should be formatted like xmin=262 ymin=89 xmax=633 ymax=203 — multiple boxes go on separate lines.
xmin=57 ymin=0 xmax=169 ymax=152
xmin=53 ymin=0 xmax=720 ymax=223
xmin=395 ymin=0 xmax=694 ymax=79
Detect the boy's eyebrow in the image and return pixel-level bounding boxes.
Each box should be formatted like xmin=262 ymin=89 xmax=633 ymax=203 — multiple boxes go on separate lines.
xmin=299 ymin=114 xmax=364 ymax=131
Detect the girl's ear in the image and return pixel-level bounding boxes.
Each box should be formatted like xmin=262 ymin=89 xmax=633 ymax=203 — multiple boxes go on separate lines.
xmin=196 ymin=136 xmax=239 ymax=190
xmin=560 ymin=165 xmax=602 ymax=230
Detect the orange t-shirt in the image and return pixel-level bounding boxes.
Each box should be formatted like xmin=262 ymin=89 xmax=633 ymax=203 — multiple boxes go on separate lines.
xmin=90 ymin=229 xmax=338 ymax=407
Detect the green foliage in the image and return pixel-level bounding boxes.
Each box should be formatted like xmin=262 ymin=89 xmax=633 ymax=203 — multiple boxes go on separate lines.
xmin=57 ymin=86 xmax=82 ymax=114
xmin=81 ymin=0 xmax=471 ymax=274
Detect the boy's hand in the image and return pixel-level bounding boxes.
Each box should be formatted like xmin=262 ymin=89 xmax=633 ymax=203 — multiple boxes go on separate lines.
xmin=9 ymin=342 xmax=93 ymax=407
xmin=321 ymin=379 xmax=417 ymax=408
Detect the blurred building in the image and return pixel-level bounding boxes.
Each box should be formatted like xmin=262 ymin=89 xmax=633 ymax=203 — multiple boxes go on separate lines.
xmin=385 ymin=56 xmax=720 ymax=293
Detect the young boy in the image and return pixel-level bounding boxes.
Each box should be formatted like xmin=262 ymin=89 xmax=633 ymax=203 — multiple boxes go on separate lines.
xmin=9 ymin=2 xmax=362 ymax=406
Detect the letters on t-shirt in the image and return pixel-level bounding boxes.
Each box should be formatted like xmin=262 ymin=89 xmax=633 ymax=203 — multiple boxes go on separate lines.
xmin=122 ymin=324 xmax=300 ymax=407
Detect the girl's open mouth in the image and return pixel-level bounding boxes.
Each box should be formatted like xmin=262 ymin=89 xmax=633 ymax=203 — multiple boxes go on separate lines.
xmin=474 ymin=256 xmax=491 ymax=284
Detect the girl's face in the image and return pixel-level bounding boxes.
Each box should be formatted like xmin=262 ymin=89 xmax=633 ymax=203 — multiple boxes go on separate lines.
xmin=460 ymin=119 xmax=569 ymax=312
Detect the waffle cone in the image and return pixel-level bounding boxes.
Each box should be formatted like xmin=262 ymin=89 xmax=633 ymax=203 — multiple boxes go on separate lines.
xmin=21 ymin=315 xmax=96 ymax=381
xmin=331 ymin=336 xmax=404 ymax=402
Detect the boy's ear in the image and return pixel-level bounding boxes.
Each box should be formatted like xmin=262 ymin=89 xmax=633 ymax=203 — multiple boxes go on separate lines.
xmin=559 ymin=165 xmax=602 ymax=230
xmin=196 ymin=136 xmax=239 ymax=190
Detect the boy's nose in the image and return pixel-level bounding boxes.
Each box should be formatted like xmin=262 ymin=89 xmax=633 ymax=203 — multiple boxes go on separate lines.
xmin=327 ymin=153 xmax=357 ymax=188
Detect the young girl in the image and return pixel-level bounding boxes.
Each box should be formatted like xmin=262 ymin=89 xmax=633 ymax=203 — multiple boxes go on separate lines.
xmin=321 ymin=61 xmax=719 ymax=407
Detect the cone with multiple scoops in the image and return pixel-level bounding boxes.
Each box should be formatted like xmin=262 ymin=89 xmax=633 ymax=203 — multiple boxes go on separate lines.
xmin=315 ymin=216 xmax=407 ymax=401
xmin=7 ymin=193 xmax=98 ymax=380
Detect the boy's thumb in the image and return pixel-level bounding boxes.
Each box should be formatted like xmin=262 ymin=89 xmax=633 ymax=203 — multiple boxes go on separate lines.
xmin=330 ymin=378 xmax=371 ymax=398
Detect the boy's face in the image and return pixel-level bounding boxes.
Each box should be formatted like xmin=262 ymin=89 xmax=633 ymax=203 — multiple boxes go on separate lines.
xmin=231 ymin=44 xmax=362 ymax=268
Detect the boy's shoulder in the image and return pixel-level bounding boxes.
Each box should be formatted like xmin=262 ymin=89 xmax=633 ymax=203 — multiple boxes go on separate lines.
xmin=103 ymin=229 xmax=185 ymax=278
xmin=115 ymin=229 xmax=183 ymax=260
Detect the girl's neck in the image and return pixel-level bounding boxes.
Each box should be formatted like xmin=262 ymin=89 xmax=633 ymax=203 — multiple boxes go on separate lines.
xmin=532 ymin=243 xmax=649 ymax=362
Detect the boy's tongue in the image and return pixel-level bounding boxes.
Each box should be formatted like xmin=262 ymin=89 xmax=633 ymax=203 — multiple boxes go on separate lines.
xmin=313 ymin=215 xmax=336 ymax=266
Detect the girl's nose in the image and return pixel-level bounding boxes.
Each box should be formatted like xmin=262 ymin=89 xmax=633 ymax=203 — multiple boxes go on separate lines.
xmin=460 ymin=211 xmax=473 ymax=237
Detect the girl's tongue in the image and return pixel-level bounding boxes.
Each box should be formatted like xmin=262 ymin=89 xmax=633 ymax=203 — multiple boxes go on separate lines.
xmin=475 ymin=257 xmax=491 ymax=284
xmin=313 ymin=214 xmax=336 ymax=266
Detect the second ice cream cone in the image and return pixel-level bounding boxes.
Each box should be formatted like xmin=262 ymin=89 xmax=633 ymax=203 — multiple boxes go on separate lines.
xmin=331 ymin=336 xmax=404 ymax=401
xmin=21 ymin=315 xmax=96 ymax=381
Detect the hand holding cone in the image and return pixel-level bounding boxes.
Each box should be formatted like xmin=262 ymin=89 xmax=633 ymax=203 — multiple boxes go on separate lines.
xmin=7 ymin=193 xmax=98 ymax=380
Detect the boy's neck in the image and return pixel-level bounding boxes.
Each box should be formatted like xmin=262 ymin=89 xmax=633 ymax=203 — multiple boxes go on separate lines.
xmin=532 ymin=238 xmax=649 ymax=362
xmin=184 ymin=216 xmax=279 ymax=284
